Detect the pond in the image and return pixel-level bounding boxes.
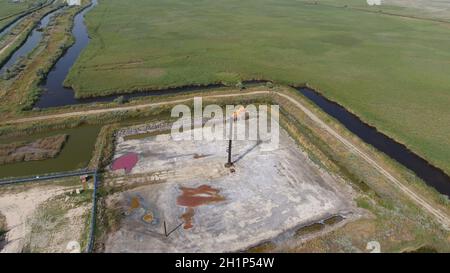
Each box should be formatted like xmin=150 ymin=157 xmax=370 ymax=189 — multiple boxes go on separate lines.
xmin=0 ymin=125 xmax=101 ymax=179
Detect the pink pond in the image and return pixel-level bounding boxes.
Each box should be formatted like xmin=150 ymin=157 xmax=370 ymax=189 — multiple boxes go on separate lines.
xmin=111 ymin=153 xmax=139 ymax=173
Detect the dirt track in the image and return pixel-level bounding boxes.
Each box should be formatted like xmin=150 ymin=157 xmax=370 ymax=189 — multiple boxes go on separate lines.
xmin=0 ymin=34 xmax=21 ymax=56
xmin=2 ymin=90 xmax=450 ymax=229
xmin=1 ymin=91 xmax=272 ymax=125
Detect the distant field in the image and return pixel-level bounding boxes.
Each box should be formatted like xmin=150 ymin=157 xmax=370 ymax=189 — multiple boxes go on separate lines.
xmin=315 ymin=0 xmax=450 ymax=21
xmin=66 ymin=0 xmax=450 ymax=174
xmin=0 ymin=0 xmax=42 ymax=29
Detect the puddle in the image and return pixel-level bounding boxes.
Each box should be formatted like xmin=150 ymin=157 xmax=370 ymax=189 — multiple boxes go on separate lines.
xmin=129 ymin=196 xmax=140 ymax=210
xmin=295 ymin=215 xmax=345 ymax=237
xmin=126 ymin=194 xmax=158 ymax=225
xmin=177 ymin=185 xmax=225 ymax=229
xmin=142 ymin=212 xmax=154 ymax=223
xmin=295 ymin=223 xmax=325 ymax=237
xmin=111 ymin=153 xmax=139 ymax=173
xmin=180 ymin=208 xmax=195 ymax=229
xmin=323 ymin=215 xmax=345 ymax=226
xmin=247 ymin=241 xmax=276 ymax=253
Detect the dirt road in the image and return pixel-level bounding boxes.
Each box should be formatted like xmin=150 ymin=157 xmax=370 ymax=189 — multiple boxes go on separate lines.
xmin=1 ymin=91 xmax=272 ymax=125
xmin=2 ymin=90 xmax=450 ymax=229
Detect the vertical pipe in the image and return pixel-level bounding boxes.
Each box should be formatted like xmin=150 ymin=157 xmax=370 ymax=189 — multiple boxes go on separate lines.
xmin=226 ymin=117 xmax=233 ymax=167
xmin=228 ymin=140 xmax=232 ymax=166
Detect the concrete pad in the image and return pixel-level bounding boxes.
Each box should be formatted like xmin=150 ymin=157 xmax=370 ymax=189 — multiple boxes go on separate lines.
xmin=105 ymin=124 xmax=355 ymax=253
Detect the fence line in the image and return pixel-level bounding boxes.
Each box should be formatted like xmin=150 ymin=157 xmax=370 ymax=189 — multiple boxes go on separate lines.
xmin=0 ymin=168 xmax=101 ymax=253
xmin=87 ymin=170 xmax=99 ymax=253
xmin=0 ymin=169 xmax=96 ymax=186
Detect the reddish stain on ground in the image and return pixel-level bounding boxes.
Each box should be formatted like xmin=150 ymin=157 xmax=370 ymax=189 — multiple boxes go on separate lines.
xmin=177 ymin=185 xmax=225 ymax=229
xmin=111 ymin=153 xmax=139 ymax=173
xmin=180 ymin=208 xmax=195 ymax=229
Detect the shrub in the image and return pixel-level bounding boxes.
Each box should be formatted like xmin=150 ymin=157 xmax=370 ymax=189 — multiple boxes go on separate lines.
xmin=236 ymin=81 xmax=244 ymax=90
xmin=114 ymin=96 xmax=127 ymax=104
xmin=36 ymin=68 xmax=46 ymax=79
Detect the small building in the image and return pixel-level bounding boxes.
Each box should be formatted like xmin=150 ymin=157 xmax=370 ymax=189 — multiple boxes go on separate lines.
xmin=80 ymin=175 xmax=88 ymax=190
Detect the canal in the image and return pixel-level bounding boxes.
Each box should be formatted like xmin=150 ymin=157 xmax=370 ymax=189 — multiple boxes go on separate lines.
xmin=297 ymin=87 xmax=450 ymax=197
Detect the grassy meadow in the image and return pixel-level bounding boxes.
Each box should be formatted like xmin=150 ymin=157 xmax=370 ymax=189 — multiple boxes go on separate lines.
xmin=0 ymin=0 xmax=45 ymax=29
xmin=65 ymin=0 xmax=450 ymax=174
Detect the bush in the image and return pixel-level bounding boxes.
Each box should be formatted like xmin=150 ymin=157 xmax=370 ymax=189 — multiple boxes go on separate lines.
xmin=36 ymin=68 xmax=46 ymax=79
xmin=266 ymin=81 xmax=274 ymax=88
xmin=236 ymin=81 xmax=245 ymax=90
xmin=114 ymin=95 xmax=127 ymax=104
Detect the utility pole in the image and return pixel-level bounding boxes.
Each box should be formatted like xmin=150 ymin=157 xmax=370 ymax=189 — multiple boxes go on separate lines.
xmin=225 ymin=107 xmax=245 ymax=168
xmin=225 ymin=118 xmax=233 ymax=168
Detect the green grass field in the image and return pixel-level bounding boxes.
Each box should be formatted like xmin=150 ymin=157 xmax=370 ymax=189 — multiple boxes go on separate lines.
xmin=66 ymin=0 xmax=450 ymax=174
xmin=0 ymin=0 xmax=45 ymax=29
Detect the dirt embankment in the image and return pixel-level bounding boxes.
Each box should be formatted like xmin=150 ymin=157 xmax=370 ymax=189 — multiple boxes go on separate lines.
xmin=0 ymin=134 xmax=68 ymax=165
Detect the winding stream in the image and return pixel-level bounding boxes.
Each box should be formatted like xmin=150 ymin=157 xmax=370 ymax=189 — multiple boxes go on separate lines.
xmin=35 ymin=0 xmax=98 ymax=108
xmin=29 ymin=0 xmax=450 ymax=196
xmin=0 ymin=8 xmax=62 ymax=75
xmin=34 ymin=0 xmax=267 ymax=108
